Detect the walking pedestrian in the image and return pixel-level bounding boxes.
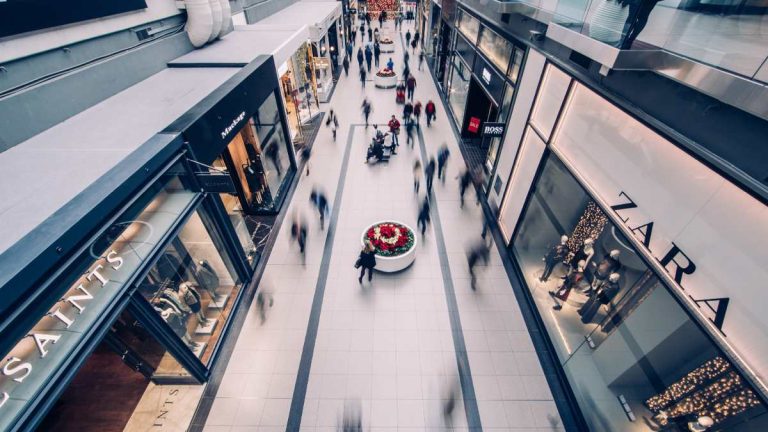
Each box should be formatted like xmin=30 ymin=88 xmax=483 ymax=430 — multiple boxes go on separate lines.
xmin=414 ymin=30 xmax=420 ymax=46
xmin=443 ymin=380 xmax=459 ymax=428
xmin=310 ymin=188 xmax=330 ymax=230
xmin=413 ymin=101 xmax=422 ymax=126
xmin=374 ymin=42 xmax=381 ymax=67
xmin=405 ymin=118 xmax=415 ymax=148
xmin=342 ymin=55 xmax=350 ymax=76
xmin=356 ymin=47 xmax=364 ymax=69
xmin=406 ymin=74 xmax=416 ymax=100
xmin=403 ymin=101 xmax=413 ymax=122
xmin=471 ymin=167 xmax=484 ymax=205
xmin=361 ymin=99 xmax=372 ymax=127
xmin=290 ymin=214 xmax=308 ymax=259
xmin=410 ymin=38 xmax=417 ymax=53
xmin=359 ymin=67 xmax=367 ymax=88
xmin=388 ymin=114 xmax=400 ymax=149
xmin=418 ymin=51 xmax=425 ymax=70
xmin=467 ymin=241 xmax=490 ymax=290
xmin=437 ymin=144 xmax=450 ymax=182
xmin=255 ymin=291 xmax=274 ymax=324
xmin=351 ymin=29 xmax=357 ymax=45
xmin=417 ymin=197 xmax=431 ymax=237
xmin=346 ymin=40 xmax=353 ymax=58
xmin=405 ymin=29 xmax=412 ymax=46
xmin=364 ymin=45 xmax=372 ymax=72
xmin=300 ymin=145 xmax=312 ymax=176
xmin=458 ymin=169 xmax=472 ymax=208
xmin=331 ymin=114 xmax=339 ymax=141
xmin=413 ymin=159 xmax=422 ymax=193
xmin=425 ymin=157 xmax=436 ymax=195
xmin=367 ymin=27 xmax=373 ymax=42
xmin=357 ymin=241 xmax=377 ymax=283
xmin=425 ymin=100 xmax=436 ymax=126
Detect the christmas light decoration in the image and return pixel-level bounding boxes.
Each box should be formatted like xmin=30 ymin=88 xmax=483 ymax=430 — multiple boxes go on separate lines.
xmin=566 ymin=201 xmax=608 ymax=263
xmin=646 ymin=357 xmax=762 ymax=426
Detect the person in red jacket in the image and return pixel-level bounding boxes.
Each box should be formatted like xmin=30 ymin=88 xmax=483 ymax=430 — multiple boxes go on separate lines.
xmin=425 ymin=100 xmax=436 ymax=126
xmin=387 ymin=114 xmax=401 ymax=150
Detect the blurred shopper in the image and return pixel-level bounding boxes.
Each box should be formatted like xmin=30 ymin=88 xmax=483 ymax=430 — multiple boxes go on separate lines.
xmin=425 ymin=100 xmax=436 ymax=126
xmin=437 ymin=144 xmax=450 ymax=183
xmin=255 ymin=290 xmax=274 ymax=324
xmin=425 ymin=157 xmax=436 ymax=195
xmin=467 ymin=240 xmax=491 ymax=290
xmin=310 ymin=188 xmax=330 ymax=230
xmin=413 ymin=159 xmax=422 ymax=193
xmin=357 ymin=240 xmax=377 ymax=283
xmin=417 ymin=196 xmax=431 ymax=237
xmin=361 ymin=99 xmax=372 ymax=127
xmin=290 ymin=214 xmax=308 ymax=261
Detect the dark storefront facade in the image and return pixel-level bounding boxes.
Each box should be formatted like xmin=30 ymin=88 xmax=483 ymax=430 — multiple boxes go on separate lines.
xmin=0 ymin=57 xmax=294 ymax=432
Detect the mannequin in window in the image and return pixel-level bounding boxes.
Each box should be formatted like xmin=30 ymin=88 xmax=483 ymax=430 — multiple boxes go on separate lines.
xmin=590 ymin=249 xmax=621 ymax=289
xmin=540 ymin=235 xmax=570 ymax=282
xmin=156 ymin=307 xmax=198 ymax=348
xmin=579 ymin=272 xmax=621 ymax=323
xmin=179 ymin=281 xmax=206 ymax=324
xmin=550 ymin=260 xmax=588 ymax=309
xmin=195 ymin=260 xmax=220 ymax=297
xmin=569 ymin=238 xmax=595 ymax=274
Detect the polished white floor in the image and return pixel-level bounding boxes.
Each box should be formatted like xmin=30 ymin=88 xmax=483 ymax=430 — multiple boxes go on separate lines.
xmin=202 ymin=19 xmax=563 ymax=432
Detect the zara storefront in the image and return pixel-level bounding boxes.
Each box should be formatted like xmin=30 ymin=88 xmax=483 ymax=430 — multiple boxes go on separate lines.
xmin=496 ymin=63 xmax=768 ymax=431
xmin=0 ymin=57 xmax=294 ymax=431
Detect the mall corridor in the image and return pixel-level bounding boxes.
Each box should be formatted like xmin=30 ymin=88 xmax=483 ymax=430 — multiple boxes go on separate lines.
xmin=198 ymin=19 xmax=563 ymax=432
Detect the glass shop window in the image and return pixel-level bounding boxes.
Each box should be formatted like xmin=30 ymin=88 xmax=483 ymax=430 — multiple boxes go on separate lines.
xmin=448 ymin=55 xmax=471 ymax=125
xmin=138 ymin=209 xmax=242 ymax=366
xmin=477 ymin=26 xmax=513 ymax=74
xmin=456 ymin=9 xmax=480 ymax=44
xmin=511 ymin=154 xmax=768 ymax=431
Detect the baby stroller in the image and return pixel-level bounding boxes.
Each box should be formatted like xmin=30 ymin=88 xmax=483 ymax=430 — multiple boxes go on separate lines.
xmin=395 ymin=84 xmax=406 ymax=104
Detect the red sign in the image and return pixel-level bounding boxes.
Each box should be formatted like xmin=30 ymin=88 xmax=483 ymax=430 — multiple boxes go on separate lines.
xmin=468 ymin=117 xmax=481 ymax=133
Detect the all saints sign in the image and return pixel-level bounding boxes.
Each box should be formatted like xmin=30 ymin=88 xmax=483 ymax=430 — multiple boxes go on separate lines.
xmin=0 ymin=250 xmax=125 ymax=410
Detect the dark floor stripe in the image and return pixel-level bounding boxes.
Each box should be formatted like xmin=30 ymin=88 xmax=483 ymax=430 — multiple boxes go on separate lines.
xmin=285 ymin=123 xmax=356 ymax=431
xmin=417 ymin=127 xmax=484 ymax=431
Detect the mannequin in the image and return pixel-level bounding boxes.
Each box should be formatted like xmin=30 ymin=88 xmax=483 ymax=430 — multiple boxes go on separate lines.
xmin=195 ymin=260 xmax=220 ymax=296
xmin=579 ymin=272 xmax=620 ymax=323
xmin=590 ymin=249 xmax=621 ymax=289
xmin=540 ymin=235 xmax=570 ymax=282
xmin=179 ymin=282 xmax=206 ymax=324
xmin=550 ymin=260 xmax=587 ymax=309
xmin=157 ymin=307 xmax=198 ymax=348
xmin=161 ymin=287 xmax=191 ymax=314
xmin=569 ymin=238 xmax=595 ymax=272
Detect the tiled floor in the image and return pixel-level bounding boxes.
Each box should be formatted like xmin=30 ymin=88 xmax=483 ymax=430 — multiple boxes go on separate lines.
xmin=202 ymin=18 xmax=563 ymax=432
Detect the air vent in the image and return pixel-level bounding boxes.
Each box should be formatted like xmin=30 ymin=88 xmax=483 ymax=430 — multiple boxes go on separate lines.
xmin=569 ymin=50 xmax=592 ymax=70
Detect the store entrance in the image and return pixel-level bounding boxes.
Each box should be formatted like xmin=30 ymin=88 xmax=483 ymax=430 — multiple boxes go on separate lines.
xmin=36 ymin=309 xmax=199 ymax=432
xmin=460 ymin=77 xmax=498 ymax=144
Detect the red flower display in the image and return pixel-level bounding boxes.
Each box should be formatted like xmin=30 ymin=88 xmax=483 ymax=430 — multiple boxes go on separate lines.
xmin=365 ymin=222 xmax=415 ymax=257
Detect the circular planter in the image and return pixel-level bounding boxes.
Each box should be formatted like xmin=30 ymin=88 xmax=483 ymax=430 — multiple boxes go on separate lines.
xmin=374 ymin=71 xmax=398 ymax=88
xmin=380 ymin=41 xmax=395 ymax=53
xmin=361 ymin=221 xmax=417 ymax=272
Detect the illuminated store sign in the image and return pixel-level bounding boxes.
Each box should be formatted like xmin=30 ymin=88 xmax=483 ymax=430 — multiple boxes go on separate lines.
xmin=0 ymin=250 xmax=124 ymax=410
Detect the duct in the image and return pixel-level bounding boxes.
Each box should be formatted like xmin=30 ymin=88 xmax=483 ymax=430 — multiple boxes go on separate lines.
xmin=184 ymin=0 xmax=214 ymax=48
xmin=218 ymin=0 xmax=234 ymax=37
xmin=208 ymin=0 xmax=223 ymax=42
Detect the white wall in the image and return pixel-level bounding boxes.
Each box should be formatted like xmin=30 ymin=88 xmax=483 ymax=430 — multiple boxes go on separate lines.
xmin=490 ymin=49 xmax=546 ymax=208
xmin=0 ymin=0 xmax=181 ymax=63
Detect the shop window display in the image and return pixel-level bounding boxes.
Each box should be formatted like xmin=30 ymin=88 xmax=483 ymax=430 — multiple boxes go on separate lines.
xmin=477 ymin=26 xmax=513 ymax=74
xmin=456 ymin=8 xmax=480 ymax=43
xmin=139 ymin=209 xmax=242 ymax=365
xmin=447 ymin=55 xmax=470 ymax=125
xmin=512 ymin=154 xmax=768 ymax=431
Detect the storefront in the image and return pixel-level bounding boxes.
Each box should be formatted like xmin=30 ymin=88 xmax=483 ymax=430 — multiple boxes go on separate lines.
xmin=0 ymin=57 xmax=293 ymax=432
xmin=279 ymin=42 xmax=318 ymax=146
xmin=444 ymin=8 xmax=525 ymax=184
xmin=255 ymin=1 xmax=344 ymax=103
xmin=497 ymin=64 xmax=768 ymax=431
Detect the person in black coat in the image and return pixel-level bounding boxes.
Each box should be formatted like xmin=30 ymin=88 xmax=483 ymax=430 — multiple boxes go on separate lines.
xmin=356 ymin=47 xmax=364 ymax=69
xmin=364 ymin=46 xmax=373 ymax=72
xmin=357 ymin=241 xmax=377 ymax=283
xmin=374 ymin=42 xmax=381 ymax=68
xmin=417 ymin=197 xmax=431 ymax=237
xmin=342 ymin=56 xmax=350 ymax=76
xmin=425 ymin=157 xmax=436 ymax=195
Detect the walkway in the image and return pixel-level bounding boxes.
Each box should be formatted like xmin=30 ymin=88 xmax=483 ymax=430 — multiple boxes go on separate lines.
xmin=199 ymin=17 xmax=563 ymax=432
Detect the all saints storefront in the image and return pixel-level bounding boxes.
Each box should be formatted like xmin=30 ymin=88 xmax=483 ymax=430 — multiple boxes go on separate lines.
xmin=497 ymin=63 xmax=768 ymax=431
xmin=0 ymin=58 xmax=295 ymax=432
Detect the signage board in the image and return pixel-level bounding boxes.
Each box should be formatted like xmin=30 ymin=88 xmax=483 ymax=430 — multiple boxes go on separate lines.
xmin=482 ymin=68 xmax=492 ymax=85
xmin=482 ymin=122 xmax=505 ymax=137
xmin=196 ymin=173 xmax=237 ymax=193
xmin=468 ymin=117 xmax=481 ymax=133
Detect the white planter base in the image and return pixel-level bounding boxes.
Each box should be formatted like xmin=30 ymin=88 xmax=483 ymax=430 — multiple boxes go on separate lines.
xmin=374 ymin=72 xmax=398 ymax=89
xmin=380 ymin=43 xmax=395 ymax=53
xmin=362 ymin=221 xmax=417 ymax=272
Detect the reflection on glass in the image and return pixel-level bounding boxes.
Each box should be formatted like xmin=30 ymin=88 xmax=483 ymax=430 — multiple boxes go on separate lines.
xmin=507 ymin=47 xmax=525 ymax=83
xmin=478 ymin=26 xmax=513 ymax=73
xmin=448 ymin=55 xmax=471 ymax=124
xmin=456 ymin=8 xmax=481 ymax=43
xmin=512 ymin=154 xmax=768 ymax=431
xmin=139 ymin=210 xmax=242 ymax=366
